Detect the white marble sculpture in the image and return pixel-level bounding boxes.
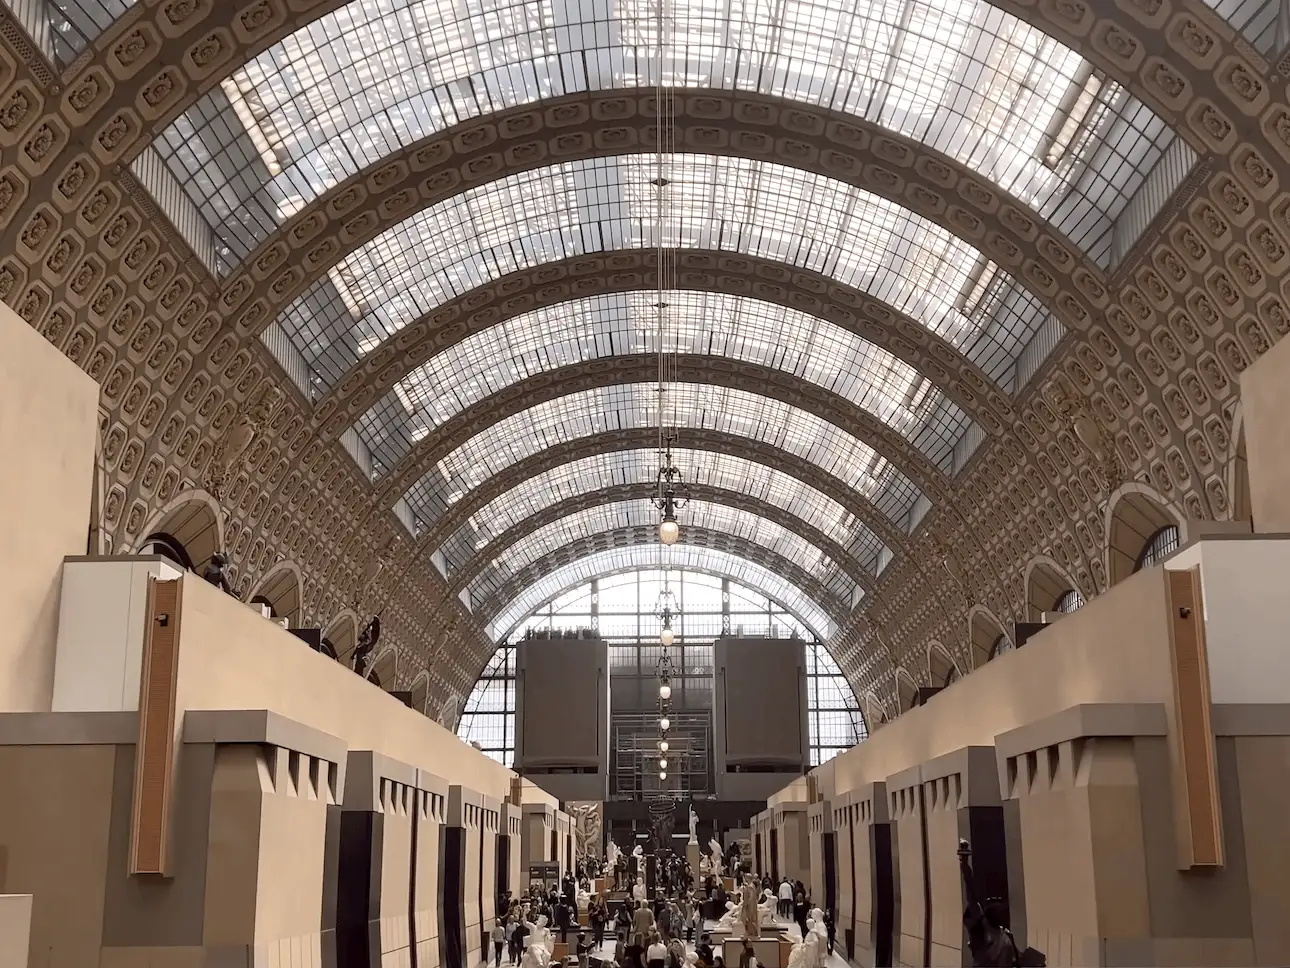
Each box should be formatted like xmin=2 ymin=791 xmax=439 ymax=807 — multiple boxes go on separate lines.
xmin=632 ymin=875 xmax=647 ymax=902
xmin=698 ymin=855 xmax=712 ymax=876
xmin=606 ymin=839 xmax=621 ymax=870
xmin=758 ymin=889 xmax=777 ymax=926
xmin=714 ymin=900 xmax=741 ymax=933
xmin=521 ymin=916 xmax=553 ymax=968
xmin=688 ymin=807 xmax=699 ymax=845
xmin=708 ymin=838 xmax=724 ymax=878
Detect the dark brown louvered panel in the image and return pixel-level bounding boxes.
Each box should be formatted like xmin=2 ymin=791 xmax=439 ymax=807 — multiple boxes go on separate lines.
xmin=129 ymin=577 xmax=183 ymax=876
xmin=1166 ymin=567 xmax=1223 ymax=868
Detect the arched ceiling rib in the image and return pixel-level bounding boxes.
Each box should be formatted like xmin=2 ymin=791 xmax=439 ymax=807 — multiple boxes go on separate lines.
xmin=383 ymin=370 xmax=941 ymax=537
xmin=464 ymin=498 xmax=861 ymax=606
xmin=355 ymin=289 xmax=975 ymax=477
xmin=423 ymin=429 xmax=908 ymax=555
xmin=260 ymin=150 xmax=1079 ymax=401
xmin=319 ymin=250 xmax=1014 ymax=441
xmin=46 ymin=1 xmax=1182 ymax=269
xmin=486 ymin=544 xmax=838 ymax=642
xmin=449 ymin=483 xmax=876 ymax=597
xmin=478 ymin=527 xmax=848 ymax=634
xmin=437 ymin=450 xmax=886 ymax=583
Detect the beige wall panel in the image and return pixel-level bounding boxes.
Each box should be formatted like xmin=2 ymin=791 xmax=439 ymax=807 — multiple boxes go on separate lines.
xmin=413 ymin=797 xmax=444 ymax=968
xmin=1233 ymin=736 xmax=1290 ymax=966
xmin=175 ymin=578 xmax=513 ymax=798
xmin=923 ymin=793 xmax=962 ymax=968
xmin=1239 ymin=331 xmax=1290 ymax=531
xmin=380 ymin=784 xmax=415 ymax=962
xmin=202 ymin=745 xmax=268 ymax=945
xmin=253 ymin=751 xmax=330 ymax=947
xmin=0 ymin=894 xmax=32 ymax=968
xmin=0 ymin=304 xmax=99 ymax=712
xmin=830 ymin=569 xmax=1175 ymax=798
xmin=0 ymin=744 xmax=117 ymax=967
xmin=889 ymin=792 xmax=924 ymax=968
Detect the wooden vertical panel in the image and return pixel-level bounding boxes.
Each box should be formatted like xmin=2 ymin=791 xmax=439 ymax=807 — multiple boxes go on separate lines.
xmin=129 ymin=576 xmax=183 ymax=875
xmin=1166 ymin=567 xmax=1224 ymax=868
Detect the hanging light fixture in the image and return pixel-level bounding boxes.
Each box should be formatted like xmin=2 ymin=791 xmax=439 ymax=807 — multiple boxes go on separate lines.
xmin=659 ymin=771 xmax=667 ymax=781
xmin=659 ymin=739 xmax=669 ymax=752
xmin=658 ymin=675 xmax=672 ymax=700
xmin=660 ymin=716 xmax=670 ymax=731
xmin=659 ymin=758 xmax=668 ymax=770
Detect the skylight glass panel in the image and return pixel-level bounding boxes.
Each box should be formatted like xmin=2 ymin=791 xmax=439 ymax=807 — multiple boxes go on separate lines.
xmin=468 ymin=498 xmax=857 ymax=605
xmin=150 ymin=0 xmax=1171 ymax=271
xmin=487 ymin=544 xmax=837 ymax=640
xmin=354 ymin=289 xmax=970 ymax=475
xmin=273 ymin=154 xmax=1050 ymax=395
xmin=400 ymin=382 xmax=923 ymax=532
xmin=436 ymin=447 xmax=885 ymax=576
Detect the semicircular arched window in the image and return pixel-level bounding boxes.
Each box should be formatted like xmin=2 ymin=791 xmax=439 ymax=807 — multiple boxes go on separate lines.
xmin=989 ymin=634 xmax=1013 ymax=659
xmin=1053 ymin=589 xmax=1085 ymax=614
xmin=1134 ymin=525 xmax=1180 ymax=572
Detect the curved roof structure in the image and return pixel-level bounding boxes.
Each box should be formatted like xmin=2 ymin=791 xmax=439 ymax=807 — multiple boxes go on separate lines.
xmin=0 ymin=0 xmax=1266 ymax=718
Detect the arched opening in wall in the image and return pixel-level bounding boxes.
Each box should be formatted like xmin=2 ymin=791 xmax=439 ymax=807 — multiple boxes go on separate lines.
xmin=1024 ymin=557 xmax=1082 ymax=622
xmin=863 ymin=692 xmax=888 ymax=730
xmin=323 ymin=611 xmax=359 ymax=665
xmin=246 ymin=561 xmax=304 ymax=628
xmin=136 ymin=493 xmax=222 ymax=574
xmin=1134 ymin=525 xmax=1181 ymax=573
xmin=927 ymin=643 xmax=961 ymax=687
xmin=1052 ymin=589 xmax=1085 ymax=614
xmin=410 ymin=673 xmax=431 ymax=715
xmin=968 ymin=607 xmax=1010 ymax=668
xmin=366 ymin=647 xmax=398 ymax=691
xmin=1105 ymin=485 xmax=1183 ymax=584
xmin=894 ymin=669 xmax=919 ymax=714
xmin=88 ymin=433 xmax=106 ymax=555
xmin=1228 ymin=407 xmax=1251 ymax=525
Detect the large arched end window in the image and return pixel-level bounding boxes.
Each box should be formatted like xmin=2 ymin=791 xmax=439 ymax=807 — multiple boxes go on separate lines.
xmin=1053 ymin=589 xmax=1085 ymax=614
xmin=456 ymin=567 xmax=866 ymax=770
xmin=1105 ymin=485 xmax=1183 ymax=584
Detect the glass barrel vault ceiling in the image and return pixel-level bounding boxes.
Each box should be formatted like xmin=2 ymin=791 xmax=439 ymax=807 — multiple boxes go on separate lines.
xmin=466 ymin=497 xmax=858 ymax=605
xmin=277 ymin=154 xmax=1055 ymax=401
xmin=144 ymin=0 xmax=1181 ymax=276
xmin=435 ymin=448 xmax=889 ymax=578
xmin=486 ymin=544 xmax=837 ymax=640
xmin=400 ymin=382 xmax=923 ymax=535
xmin=356 ymin=289 xmax=971 ymax=477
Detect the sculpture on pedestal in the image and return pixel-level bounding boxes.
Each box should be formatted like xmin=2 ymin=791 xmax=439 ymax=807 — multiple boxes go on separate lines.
xmin=708 ymin=837 xmax=724 ymax=878
xmin=632 ymin=874 xmax=647 ymax=902
xmin=353 ymin=615 xmax=381 ymax=676
xmin=521 ymin=915 xmax=554 ymax=968
xmin=688 ymin=806 xmax=699 ymax=845
xmin=959 ymin=838 xmax=1046 ymax=967
xmin=201 ymin=552 xmax=232 ymax=594
xmin=736 ymin=873 xmax=761 ymax=939
xmin=606 ymin=839 xmax=621 ymax=873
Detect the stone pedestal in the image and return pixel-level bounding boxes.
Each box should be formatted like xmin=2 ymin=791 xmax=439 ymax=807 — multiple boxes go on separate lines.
xmin=687 ymin=842 xmax=702 ymax=873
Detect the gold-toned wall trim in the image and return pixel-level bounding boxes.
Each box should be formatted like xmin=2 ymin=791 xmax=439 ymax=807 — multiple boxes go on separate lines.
xmin=1166 ymin=567 xmax=1224 ymax=869
xmin=128 ymin=576 xmax=183 ymax=876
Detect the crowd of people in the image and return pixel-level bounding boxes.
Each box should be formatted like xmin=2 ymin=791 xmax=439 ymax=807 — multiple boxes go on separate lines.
xmin=490 ymin=855 xmax=834 ymax=968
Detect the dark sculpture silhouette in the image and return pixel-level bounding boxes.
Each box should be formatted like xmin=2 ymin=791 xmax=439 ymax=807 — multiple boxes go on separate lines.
xmin=958 ymin=839 xmax=1045 ymax=967
xmin=201 ymin=552 xmax=233 ymax=594
xmin=352 ymin=615 xmax=381 ymax=677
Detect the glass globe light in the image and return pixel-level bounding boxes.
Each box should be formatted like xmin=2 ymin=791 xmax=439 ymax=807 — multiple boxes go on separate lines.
xmin=660 ymin=716 xmax=670 ymax=731
xmin=659 ymin=518 xmax=680 ymax=545
xmin=659 ymin=771 xmax=667 ymax=781
xmin=660 ymin=627 xmax=675 ymax=647
xmin=659 ymin=740 xmax=669 ymax=752
xmin=659 ymin=678 xmax=672 ymax=700
xmin=659 ymin=758 xmax=668 ymax=770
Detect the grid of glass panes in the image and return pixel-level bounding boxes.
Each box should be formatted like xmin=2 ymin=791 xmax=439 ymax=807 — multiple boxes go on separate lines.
xmin=806 ymin=646 xmax=869 ymax=766
xmin=355 ymin=290 xmax=971 ymax=474
xmin=488 ymin=544 xmax=837 ymax=640
xmin=455 ymin=642 xmax=517 ymax=765
xmin=436 ymin=447 xmax=888 ymax=578
xmin=476 ymin=568 xmax=865 ymax=766
xmin=146 ymin=0 xmax=1174 ymax=273
xmin=467 ymin=498 xmax=858 ymax=607
xmin=270 ymin=154 xmax=1051 ymax=397
xmin=1135 ymin=525 xmax=1180 ymax=572
xmin=400 ymin=383 xmax=923 ymax=534
xmin=1053 ymin=589 xmax=1085 ymax=613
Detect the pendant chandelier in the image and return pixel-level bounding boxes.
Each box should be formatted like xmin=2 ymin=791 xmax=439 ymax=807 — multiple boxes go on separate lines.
xmin=648 ymin=0 xmax=687 ymax=550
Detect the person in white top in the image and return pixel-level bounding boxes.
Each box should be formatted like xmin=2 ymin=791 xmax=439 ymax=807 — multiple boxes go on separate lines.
xmin=647 ymin=936 xmax=669 ymax=968
xmin=777 ymin=878 xmax=794 ymax=919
